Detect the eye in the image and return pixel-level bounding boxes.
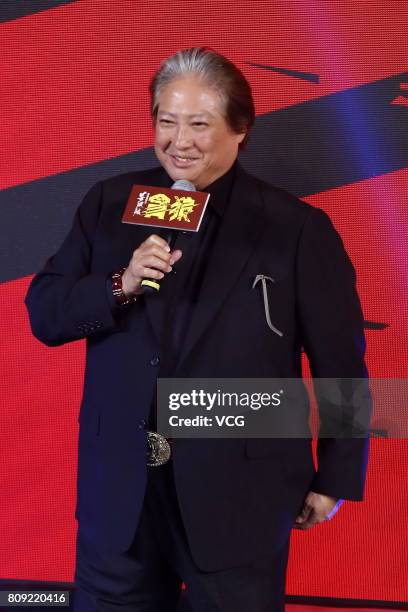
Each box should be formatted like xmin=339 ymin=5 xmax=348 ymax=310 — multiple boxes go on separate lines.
xmin=159 ymin=119 xmax=175 ymax=125
xmin=192 ymin=122 xmax=208 ymax=128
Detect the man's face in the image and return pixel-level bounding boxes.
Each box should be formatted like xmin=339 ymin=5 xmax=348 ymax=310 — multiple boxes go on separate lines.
xmin=154 ymin=76 xmax=245 ymax=190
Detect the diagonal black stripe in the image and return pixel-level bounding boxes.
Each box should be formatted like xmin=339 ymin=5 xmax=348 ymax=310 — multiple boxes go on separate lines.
xmin=246 ymin=62 xmax=319 ymax=83
xmin=0 ymin=72 xmax=407 ymax=284
xmin=364 ymin=321 xmax=389 ymax=330
xmin=0 ymin=148 xmax=158 ymax=283
xmin=239 ymin=71 xmax=408 ymax=196
xmin=0 ymin=0 xmax=78 ymax=24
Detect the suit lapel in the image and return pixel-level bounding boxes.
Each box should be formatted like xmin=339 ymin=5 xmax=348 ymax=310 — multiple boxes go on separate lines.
xmin=176 ymin=165 xmax=265 ymax=369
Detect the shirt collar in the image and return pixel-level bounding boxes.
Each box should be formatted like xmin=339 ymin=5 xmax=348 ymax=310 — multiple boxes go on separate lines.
xmin=162 ymin=161 xmax=237 ymax=218
xmin=202 ymin=161 xmax=237 ymax=217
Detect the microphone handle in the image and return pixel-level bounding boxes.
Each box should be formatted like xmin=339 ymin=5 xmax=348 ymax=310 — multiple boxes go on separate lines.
xmin=140 ymin=229 xmax=177 ymax=294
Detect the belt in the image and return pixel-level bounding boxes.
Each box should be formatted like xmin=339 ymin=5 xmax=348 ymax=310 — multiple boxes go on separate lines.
xmin=147 ymin=431 xmax=172 ymax=466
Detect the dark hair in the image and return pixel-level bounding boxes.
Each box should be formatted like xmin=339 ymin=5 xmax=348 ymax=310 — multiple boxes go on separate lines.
xmin=149 ymin=47 xmax=255 ymax=148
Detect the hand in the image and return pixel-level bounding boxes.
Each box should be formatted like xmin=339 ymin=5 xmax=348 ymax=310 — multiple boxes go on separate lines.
xmin=293 ymin=491 xmax=344 ymax=530
xmin=122 ymin=234 xmax=182 ymax=296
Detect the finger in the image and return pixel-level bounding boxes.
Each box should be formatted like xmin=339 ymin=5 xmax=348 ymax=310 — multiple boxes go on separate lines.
xmin=145 ymin=234 xmax=171 ymax=251
xmin=139 ymin=245 xmax=172 ymax=263
xmin=295 ymin=510 xmax=321 ymax=530
xmin=140 ymin=255 xmax=172 ymax=274
xmin=295 ymin=503 xmax=313 ymax=524
xmin=169 ymin=249 xmax=183 ymax=265
xmin=139 ymin=267 xmax=165 ymax=280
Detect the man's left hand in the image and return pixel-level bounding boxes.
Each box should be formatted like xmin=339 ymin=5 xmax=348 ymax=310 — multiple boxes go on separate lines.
xmin=293 ymin=492 xmax=344 ymax=530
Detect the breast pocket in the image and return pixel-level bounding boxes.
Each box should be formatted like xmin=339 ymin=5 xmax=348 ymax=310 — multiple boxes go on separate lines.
xmin=250 ymin=272 xmax=290 ymax=338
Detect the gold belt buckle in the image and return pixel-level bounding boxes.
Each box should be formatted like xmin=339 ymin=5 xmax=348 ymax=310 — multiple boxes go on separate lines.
xmin=147 ymin=431 xmax=172 ymax=466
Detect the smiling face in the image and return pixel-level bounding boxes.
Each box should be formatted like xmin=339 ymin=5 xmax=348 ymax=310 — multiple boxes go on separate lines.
xmin=153 ymin=76 xmax=246 ymax=190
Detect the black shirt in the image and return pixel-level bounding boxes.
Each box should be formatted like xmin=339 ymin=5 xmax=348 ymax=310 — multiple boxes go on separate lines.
xmin=159 ymin=161 xmax=237 ymax=376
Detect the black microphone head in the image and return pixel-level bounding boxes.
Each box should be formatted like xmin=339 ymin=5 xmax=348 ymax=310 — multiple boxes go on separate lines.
xmin=171 ymin=179 xmax=196 ymax=192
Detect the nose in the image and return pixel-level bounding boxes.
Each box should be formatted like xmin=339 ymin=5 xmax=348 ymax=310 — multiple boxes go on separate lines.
xmin=174 ymin=125 xmax=193 ymax=149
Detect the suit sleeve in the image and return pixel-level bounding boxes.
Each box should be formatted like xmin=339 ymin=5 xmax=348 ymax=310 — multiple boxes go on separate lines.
xmin=296 ymin=206 xmax=371 ymax=501
xmin=25 ymin=181 xmax=120 ymax=347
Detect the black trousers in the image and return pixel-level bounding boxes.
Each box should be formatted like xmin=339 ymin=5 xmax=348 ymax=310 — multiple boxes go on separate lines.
xmin=73 ymin=461 xmax=290 ymax=612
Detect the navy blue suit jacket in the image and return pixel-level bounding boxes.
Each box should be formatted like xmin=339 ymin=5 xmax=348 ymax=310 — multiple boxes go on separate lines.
xmin=25 ymin=163 xmax=370 ymax=571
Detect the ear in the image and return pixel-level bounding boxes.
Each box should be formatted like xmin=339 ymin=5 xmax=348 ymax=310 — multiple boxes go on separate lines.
xmin=236 ymin=131 xmax=246 ymax=145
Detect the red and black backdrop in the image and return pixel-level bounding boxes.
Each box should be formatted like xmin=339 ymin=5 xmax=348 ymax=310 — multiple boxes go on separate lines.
xmin=0 ymin=0 xmax=407 ymax=605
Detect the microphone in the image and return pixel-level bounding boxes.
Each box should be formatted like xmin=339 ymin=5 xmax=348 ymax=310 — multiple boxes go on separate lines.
xmin=140 ymin=179 xmax=196 ymax=294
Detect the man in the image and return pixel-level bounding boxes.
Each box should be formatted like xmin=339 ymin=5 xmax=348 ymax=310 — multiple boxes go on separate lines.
xmin=25 ymin=48 xmax=369 ymax=612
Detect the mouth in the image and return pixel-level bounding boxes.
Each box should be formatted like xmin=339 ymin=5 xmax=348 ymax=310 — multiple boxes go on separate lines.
xmin=168 ymin=153 xmax=200 ymax=167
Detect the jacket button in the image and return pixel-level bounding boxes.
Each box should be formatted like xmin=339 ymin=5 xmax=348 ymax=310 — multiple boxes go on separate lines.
xmin=138 ymin=418 xmax=147 ymax=430
xmin=150 ymin=356 xmax=160 ymax=366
